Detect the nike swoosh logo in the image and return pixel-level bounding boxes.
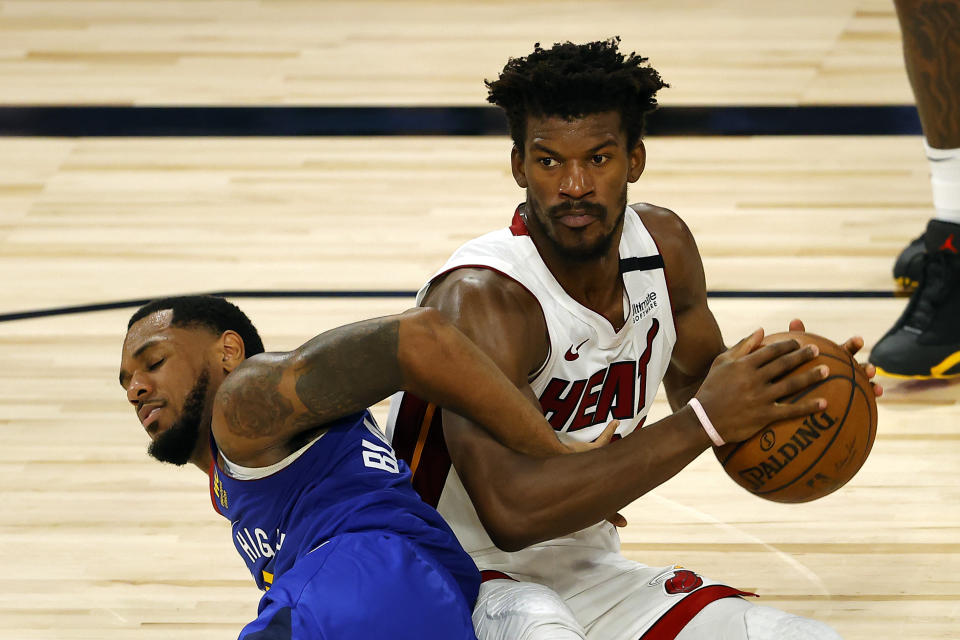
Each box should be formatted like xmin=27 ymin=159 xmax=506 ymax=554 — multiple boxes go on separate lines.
xmin=564 ymin=339 xmax=589 ymax=361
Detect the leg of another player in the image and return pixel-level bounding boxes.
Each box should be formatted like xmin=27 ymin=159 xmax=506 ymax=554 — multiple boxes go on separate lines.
xmin=871 ymin=0 xmax=960 ymax=379
xmin=675 ymin=598 xmax=843 ymax=640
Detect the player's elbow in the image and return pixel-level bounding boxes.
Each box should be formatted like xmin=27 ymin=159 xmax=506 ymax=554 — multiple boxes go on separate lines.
xmin=483 ymin=514 xmax=541 ymax=553
xmin=475 ymin=494 xmax=554 ymax=552
xmin=396 ymin=307 xmax=453 ymax=373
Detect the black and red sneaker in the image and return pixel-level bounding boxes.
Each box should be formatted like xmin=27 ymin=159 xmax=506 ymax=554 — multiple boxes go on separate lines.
xmin=871 ymin=219 xmax=960 ymax=379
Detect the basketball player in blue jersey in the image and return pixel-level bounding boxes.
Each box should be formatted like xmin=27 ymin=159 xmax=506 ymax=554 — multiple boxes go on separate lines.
xmin=119 ymin=295 xmax=612 ymax=639
xmin=387 ymin=39 xmax=882 ymax=639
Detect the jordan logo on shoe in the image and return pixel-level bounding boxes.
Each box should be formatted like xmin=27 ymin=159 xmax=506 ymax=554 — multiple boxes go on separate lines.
xmin=940 ymin=234 xmax=958 ymax=254
xmin=564 ymin=339 xmax=589 ymax=361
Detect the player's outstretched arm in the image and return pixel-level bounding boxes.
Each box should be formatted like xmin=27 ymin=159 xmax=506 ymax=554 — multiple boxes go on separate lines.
xmin=211 ymin=307 xmax=562 ymax=466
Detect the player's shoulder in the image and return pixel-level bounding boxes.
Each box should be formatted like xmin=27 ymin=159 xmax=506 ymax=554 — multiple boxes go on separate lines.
xmin=426 ymin=266 xmax=539 ymax=313
xmin=628 ymin=202 xmax=695 ymax=252
xmin=629 ymin=203 xmax=704 ymax=302
xmin=423 ymin=266 xmax=548 ymax=369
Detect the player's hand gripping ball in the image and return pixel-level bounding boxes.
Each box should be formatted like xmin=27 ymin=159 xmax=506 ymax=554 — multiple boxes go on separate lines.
xmin=714 ymin=332 xmax=878 ymax=503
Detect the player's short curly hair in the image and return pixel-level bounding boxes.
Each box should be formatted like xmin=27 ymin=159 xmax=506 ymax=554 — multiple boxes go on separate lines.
xmin=128 ymin=295 xmax=265 ymax=357
xmin=486 ymin=37 xmax=667 ymax=153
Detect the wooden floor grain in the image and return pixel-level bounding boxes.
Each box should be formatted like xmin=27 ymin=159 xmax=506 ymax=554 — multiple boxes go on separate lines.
xmin=0 ymin=0 xmax=910 ymax=106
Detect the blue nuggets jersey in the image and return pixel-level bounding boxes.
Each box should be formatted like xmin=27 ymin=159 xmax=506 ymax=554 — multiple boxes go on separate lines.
xmin=207 ymin=410 xmax=479 ymax=605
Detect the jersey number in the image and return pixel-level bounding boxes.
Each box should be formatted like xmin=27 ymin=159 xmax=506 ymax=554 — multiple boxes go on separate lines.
xmin=361 ymin=439 xmax=399 ymax=474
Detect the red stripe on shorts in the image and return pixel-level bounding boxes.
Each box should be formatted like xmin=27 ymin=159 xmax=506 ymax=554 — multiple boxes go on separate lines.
xmin=639 ymin=585 xmax=756 ymax=639
xmin=480 ymin=570 xmax=517 ymax=583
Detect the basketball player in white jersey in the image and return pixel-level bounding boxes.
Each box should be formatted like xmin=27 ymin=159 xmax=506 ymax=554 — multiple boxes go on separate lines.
xmin=386 ymin=39 xmax=880 ymax=639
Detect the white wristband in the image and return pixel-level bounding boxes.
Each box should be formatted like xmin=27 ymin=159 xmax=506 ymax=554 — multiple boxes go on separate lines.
xmin=688 ymin=398 xmax=725 ymax=447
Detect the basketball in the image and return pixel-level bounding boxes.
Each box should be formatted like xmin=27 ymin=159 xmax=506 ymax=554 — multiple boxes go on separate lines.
xmin=713 ymin=332 xmax=878 ymax=503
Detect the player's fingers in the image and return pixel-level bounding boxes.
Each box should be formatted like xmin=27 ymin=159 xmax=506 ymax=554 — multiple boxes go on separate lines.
xmin=606 ymin=512 xmax=628 ymax=527
xmin=728 ymin=328 xmax=765 ymax=357
xmin=564 ymin=420 xmax=620 ymax=453
xmin=772 ymin=397 xmax=827 ymax=422
xmin=759 ymin=343 xmax=819 ymax=380
xmin=849 ymin=357 xmax=881 ymax=396
xmin=788 ymin=318 xmax=805 ymax=332
xmin=859 ymin=360 xmax=884 ymax=398
xmin=594 ymin=419 xmax=619 ymax=446
xmin=768 ymin=364 xmax=830 ymax=400
xmin=842 ymin=335 xmax=864 ymax=357
xmin=742 ymin=338 xmax=802 ymax=367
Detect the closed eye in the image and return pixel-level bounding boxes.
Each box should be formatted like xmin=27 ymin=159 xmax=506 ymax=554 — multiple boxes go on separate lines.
xmin=148 ymin=358 xmax=165 ymax=371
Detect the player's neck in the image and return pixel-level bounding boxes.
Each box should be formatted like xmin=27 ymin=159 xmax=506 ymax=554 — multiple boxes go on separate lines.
xmin=191 ymin=449 xmax=214 ymax=473
xmin=528 ymin=222 xmax=626 ymax=330
xmin=190 ymin=424 xmax=215 ymax=473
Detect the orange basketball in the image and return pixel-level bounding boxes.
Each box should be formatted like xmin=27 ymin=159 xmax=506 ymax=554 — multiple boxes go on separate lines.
xmin=713 ymin=332 xmax=878 ymax=503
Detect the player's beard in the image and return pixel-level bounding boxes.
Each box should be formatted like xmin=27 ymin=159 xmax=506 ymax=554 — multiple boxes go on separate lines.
xmin=148 ymin=370 xmax=210 ymax=466
xmin=528 ymin=185 xmax=627 ymax=262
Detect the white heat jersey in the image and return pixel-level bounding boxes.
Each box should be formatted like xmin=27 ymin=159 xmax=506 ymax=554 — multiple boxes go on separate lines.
xmin=386 ymin=205 xmax=677 ymax=591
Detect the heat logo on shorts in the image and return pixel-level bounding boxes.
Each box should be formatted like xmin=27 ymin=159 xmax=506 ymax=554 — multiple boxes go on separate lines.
xmin=664 ymin=569 xmax=703 ymax=594
xmin=648 ymin=567 xmax=704 ymax=595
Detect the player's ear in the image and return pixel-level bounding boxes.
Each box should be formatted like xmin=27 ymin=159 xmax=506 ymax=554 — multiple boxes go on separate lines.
xmin=219 ymin=330 xmax=246 ymax=372
xmin=628 ymin=140 xmax=645 ymax=183
xmin=511 ymin=144 xmax=528 ymax=188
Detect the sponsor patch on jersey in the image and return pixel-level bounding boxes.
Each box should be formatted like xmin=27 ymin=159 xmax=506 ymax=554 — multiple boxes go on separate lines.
xmin=631 ymin=291 xmax=658 ymax=324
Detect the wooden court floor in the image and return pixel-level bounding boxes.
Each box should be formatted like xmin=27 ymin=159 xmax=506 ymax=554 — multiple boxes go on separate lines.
xmin=1 ymin=1 xmax=958 ymax=638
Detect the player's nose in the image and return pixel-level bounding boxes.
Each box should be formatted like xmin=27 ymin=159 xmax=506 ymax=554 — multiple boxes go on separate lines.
xmin=126 ymin=371 xmax=152 ymax=404
xmin=559 ymin=162 xmax=594 ymax=198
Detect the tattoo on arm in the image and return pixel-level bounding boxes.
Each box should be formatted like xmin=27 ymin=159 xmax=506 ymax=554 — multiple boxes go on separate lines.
xmin=220 ymin=363 xmax=294 ymax=438
xmin=292 ymin=317 xmax=403 ymax=425
xmin=218 ymin=317 xmax=404 ymax=443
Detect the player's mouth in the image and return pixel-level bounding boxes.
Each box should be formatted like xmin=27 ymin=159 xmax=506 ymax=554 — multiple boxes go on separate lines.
xmin=555 ymin=211 xmax=598 ymax=229
xmin=138 ymin=402 xmax=165 ymax=434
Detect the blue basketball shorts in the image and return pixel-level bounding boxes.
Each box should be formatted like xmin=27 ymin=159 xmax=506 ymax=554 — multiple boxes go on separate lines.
xmin=237 ymin=530 xmax=478 ymax=640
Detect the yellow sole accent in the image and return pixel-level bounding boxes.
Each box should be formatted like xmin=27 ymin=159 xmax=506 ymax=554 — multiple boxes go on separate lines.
xmin=932 ymin=350 xmax=960 ymax=377
xmin=893 ymin=276 xmax=918 ymax=297
xmin=875 ymin=361 xmax=960 ymax=380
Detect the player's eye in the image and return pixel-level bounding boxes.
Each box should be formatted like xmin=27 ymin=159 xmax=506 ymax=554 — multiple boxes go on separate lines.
xmin=148 ymin=358 xmax=165 ymax=371
xmin=537 ymin=157 xmax=559 ymax=168
xmin=592 ymin=155 xmax=609 ymax=166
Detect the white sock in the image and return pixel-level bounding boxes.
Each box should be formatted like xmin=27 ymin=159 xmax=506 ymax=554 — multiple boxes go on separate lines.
xmin=924 ymin=139 xmax=960 ymax=226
